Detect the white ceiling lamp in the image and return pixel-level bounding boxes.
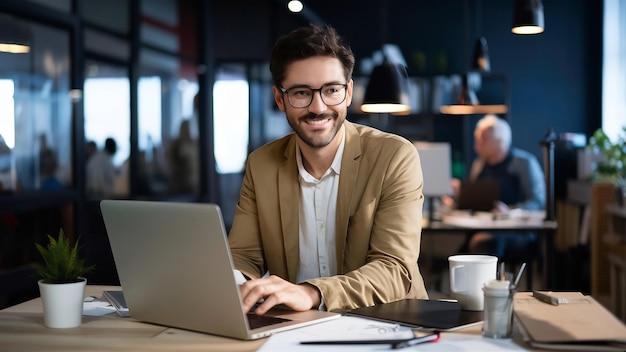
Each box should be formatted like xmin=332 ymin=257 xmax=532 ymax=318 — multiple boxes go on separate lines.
xmin=287 ymin=0 xmax=303 ymax=13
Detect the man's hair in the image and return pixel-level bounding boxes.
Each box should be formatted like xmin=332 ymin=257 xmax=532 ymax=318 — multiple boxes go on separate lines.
xmin=476 ymin=114 xmax=512 ymax=151
xmin=269 ymin=24 xmax=355 ymax=88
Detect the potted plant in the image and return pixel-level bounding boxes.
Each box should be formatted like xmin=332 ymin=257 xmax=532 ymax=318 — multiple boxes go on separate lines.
xmin=34 ymin=229 xmax=94 ymax=328
xmin=587 ymin=127 xmax=626 ymax=205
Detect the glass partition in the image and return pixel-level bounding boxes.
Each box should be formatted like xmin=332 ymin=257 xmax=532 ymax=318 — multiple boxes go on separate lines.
xmin=80 ymin=0 xmax=130 ymax=34
xmin=26 ymin=0 xmax=71 ymax=12
xmin=0 ymin=15 xmax=72 ymax=193
xmin=84 ymin=61 xmax=130 ymax=198
xmin=139 ymin=48 xmax=198 ymax=197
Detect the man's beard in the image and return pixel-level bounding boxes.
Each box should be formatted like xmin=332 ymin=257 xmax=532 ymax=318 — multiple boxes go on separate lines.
xmin=288 ymin=111 xmax=345 ymax=148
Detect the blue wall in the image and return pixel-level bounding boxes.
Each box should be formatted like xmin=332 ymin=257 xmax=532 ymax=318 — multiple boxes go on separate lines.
xmin=305 ymin=0 xmax=603 ymax=160
xmin=214 ymin=0 xmax=602 ymax=167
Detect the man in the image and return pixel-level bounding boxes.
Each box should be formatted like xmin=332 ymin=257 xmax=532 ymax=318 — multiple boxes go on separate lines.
xmin=461 ymin=114 xmax=545 ymax=257
xmin=228 ymin=24 xmax=428 ymax=314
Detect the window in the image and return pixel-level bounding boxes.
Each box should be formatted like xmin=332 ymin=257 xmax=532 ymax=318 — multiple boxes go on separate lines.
xmin=603 ymin=0 xmax=626 ymax=142
xmin=84 ymin=71 xmax=130 ymax=168
xmin=84 ymin=61 xmax=130 ymax=197
xmin=214 ymin=66 xmax=249 ymax=174
xmin=0 ymin=80 xmax=15 ymax=149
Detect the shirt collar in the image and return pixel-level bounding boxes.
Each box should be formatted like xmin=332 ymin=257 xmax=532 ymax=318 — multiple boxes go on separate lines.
xmin=295 ymin=129 xmax=345 ymax=181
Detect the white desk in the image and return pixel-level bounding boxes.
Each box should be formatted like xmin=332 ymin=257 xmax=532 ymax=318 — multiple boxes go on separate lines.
xmin=0 ymin=286 xmax=536 ymax=351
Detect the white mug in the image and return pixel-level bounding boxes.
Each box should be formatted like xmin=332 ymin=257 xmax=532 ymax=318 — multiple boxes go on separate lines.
xmin=448 ymin=254 xmax=498 ymax=311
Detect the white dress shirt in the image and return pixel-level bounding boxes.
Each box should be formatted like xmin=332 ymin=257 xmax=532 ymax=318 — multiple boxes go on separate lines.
xmin=233 ymin=132 xmax=345 ymax=301
xmin=295 ymin=133 xmax=344 ymax=283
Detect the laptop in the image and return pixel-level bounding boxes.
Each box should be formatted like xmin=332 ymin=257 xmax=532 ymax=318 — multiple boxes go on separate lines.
xmin=100 ymin=200 xmax=340 ymax=340
xmin=456 ymin=180 xmax=500 ymax=212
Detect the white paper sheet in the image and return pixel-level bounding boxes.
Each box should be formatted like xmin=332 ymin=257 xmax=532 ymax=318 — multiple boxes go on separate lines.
xmin=258 ymin=316 xmax=413 ymax=351
xmin=82 ymin=296 xmax=117 ymax=316
xmin=83 ymin=300 xmax=117 ymax=316
xmin=258 ymin=315 xmax=528 ymax=351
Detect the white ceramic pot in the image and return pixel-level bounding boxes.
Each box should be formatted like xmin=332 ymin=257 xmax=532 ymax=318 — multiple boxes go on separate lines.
xmin=38 ymin=277 xmax=86 ymax=328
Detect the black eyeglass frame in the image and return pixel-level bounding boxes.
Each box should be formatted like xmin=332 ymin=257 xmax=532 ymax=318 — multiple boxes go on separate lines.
xmin=279 ymin=83 xmax=348 ymax=108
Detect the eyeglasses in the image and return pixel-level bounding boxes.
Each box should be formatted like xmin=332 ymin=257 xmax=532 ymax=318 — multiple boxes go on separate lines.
xmin=279 ymin=83 xmax=348 ymax=108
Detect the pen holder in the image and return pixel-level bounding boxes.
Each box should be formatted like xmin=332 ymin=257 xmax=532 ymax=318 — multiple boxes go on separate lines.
xmin=482 ymin=280 xmax=513 ymax=339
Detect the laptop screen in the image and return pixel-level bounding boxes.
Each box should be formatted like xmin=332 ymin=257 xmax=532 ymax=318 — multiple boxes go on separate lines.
xmin=457 ymin=180 xmax=500 ymax=212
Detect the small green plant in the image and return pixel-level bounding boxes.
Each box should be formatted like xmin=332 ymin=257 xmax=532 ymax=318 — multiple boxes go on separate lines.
xmin=587 ymin=127 xmax=626 ymax=186
xmin=34 ymin=229 xmax=94 ymax=284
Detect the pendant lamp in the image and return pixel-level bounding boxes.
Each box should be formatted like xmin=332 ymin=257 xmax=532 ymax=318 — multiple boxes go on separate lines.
xmin=512 ymin=0 xmax=545 ymax=35
xmin=360 ymin=0 xmax=411 ymax=115
xmin=0 ymin=15 xmax=32 ymax=54
xmin=360 ymin=58 xmax=411 ymax=115
xmin=472 ymin=37 xmax=490 ymax=72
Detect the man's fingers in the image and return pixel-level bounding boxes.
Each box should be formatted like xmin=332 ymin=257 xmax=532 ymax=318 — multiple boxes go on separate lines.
xmin=239 ymin=275 xmax=319 ymax=314
xmin=240 ymin=280 xmax=263 ymax=312
xmin=252 ymin=295 xmax=279 ymax=315
xmin=240 ymin=276 xmax=281 ymax=312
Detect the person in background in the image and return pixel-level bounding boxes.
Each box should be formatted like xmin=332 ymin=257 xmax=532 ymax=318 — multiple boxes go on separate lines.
xmin=456 ymin=114 xmax=545 ymax=258
xmin=228 ymin=24 xmax=428 ymax=314
xmin=167 ymin=119 xmax=199 ymax=194
xmin=85 ymin=140 xmax=97 ymax=161
xmin=39 ymin=133 xmax=61 ymax=190
xmin=86 ymin=137 xmax=118 ymax=198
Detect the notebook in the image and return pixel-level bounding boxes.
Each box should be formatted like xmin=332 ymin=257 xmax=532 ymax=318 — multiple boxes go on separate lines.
xmin=346 ymin=299 xmax=484 ymax=332
xmin=514 ymin=292 xmax=626 ymax=351
xmin=100 ymin=200 xmax=340 ymax=340
xmin=456 ymin=180 xmax=500 ymax=212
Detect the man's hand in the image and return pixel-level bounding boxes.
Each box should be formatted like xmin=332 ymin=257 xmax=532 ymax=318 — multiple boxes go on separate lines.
xmin=239 ymin=275 xmax=321 ymax=315
xmin=493 ymin=201 xmax=510 ymax=214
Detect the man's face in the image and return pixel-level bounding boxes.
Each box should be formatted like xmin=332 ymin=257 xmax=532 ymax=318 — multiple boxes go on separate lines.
xmin=272 ymin=56 xmax=353 ymax=149
xmin=474 ymin=126 xmax=499 ymax=160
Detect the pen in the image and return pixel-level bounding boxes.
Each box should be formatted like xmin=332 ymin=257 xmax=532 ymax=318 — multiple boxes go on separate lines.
xmin=532 ymin=291 xmax=559 ymax=306
xmin=509 ymin=262 xmax=526 ymax=291
xmin=299 ymin=331 xmax=440 ymax=348
xmin=392 ymin=332 xmax=440 ymax=349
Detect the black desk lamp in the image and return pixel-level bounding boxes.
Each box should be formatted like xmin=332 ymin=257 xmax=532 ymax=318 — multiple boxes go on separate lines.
xmin=540 ymin=128 xmax=557 ymax=221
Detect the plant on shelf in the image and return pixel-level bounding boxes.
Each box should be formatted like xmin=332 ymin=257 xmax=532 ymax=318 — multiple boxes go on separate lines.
xmin=35 ymin=229 xmax=94 ymax=284
xmin=587 ymin=127 xmax=626 ymax=205
xmin=35 ymin=229 xmax=94 ymax=328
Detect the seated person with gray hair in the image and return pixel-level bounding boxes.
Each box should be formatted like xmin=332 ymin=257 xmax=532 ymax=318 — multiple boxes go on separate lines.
xmin=453 ymin=114 xmax=545 ymax=258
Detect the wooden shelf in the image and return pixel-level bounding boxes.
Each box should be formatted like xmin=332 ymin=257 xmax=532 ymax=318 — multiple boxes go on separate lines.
xmin=606 ymin=204 xmax=626 ymax=218
xmin=605 ymin=204 xmax=626 ymax=244
xmin=591 ymin=184 xmax=626 ymax=319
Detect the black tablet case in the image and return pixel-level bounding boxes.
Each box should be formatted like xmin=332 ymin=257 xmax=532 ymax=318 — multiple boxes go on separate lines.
xmin=346 ymin=299 xmax=484 ymax=331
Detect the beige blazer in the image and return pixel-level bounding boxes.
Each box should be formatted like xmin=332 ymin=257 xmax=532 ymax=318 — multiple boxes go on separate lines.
xmin=228 ymin=121 xmax=428 ymax=311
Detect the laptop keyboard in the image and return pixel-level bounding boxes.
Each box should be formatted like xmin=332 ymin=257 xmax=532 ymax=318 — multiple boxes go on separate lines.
xmin=246 ymin=313 xmax=291 ymax=330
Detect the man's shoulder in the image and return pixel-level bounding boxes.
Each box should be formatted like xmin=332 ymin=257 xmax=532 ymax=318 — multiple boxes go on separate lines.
xmin=248 ymin=133 xmax=294 ymax=161
xmin=510 ymin=148 xmax=538 ymax=161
